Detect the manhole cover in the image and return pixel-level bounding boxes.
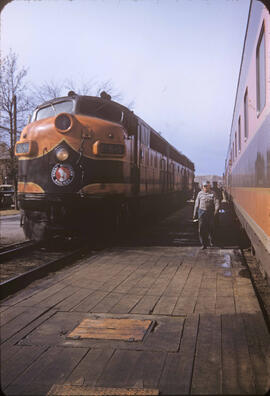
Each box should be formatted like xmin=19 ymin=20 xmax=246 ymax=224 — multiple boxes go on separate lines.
xmin=67 ymin=318 xmax=153 ymax=341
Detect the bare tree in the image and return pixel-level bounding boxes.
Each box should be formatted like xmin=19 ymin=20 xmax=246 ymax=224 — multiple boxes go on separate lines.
xmin=95 ymin=79 xmax=123 ymax=102
xmin=0 ymin=50 xmax=32 ymax=198
xmin=32 ymin=77 xmax=131 ymax=108
xmin=64 ymin=77 xmax=96 ymax=96
xmin=31 ymin=79 xmax=65 ymax=104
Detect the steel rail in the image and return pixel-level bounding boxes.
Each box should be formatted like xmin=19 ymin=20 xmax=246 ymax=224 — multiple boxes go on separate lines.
xmin=0 ymin=245 xmax=88 ymax=300
xmin=0 ymin=241 xmax=38 ymax=262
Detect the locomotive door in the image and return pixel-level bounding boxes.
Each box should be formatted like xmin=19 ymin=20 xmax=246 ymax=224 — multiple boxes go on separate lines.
xmin=160 ymin=158 xmax=166 ymax=192
xmin=132 ymin=124 xmax=141 ymax=194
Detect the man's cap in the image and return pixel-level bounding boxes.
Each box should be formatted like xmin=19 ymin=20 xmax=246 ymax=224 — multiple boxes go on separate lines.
xmin=202 ymin=181 xmax=211 ymax=186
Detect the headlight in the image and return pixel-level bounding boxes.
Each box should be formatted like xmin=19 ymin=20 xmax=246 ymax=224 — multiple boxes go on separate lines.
xmin=56 ymin=147 xmax=69 ymax=161
xmin=55 ymin=113 xmax=72 ymax=132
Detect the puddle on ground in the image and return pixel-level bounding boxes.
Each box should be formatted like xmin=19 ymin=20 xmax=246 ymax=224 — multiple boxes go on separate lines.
xmin=221 ymin=253 xmax=231 ymax=268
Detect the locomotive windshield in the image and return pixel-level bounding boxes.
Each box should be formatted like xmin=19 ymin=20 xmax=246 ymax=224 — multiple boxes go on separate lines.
xmin=34 ymin=100 xmax=74 ymax=121
xmin=76 ymin=98 xmax=124 ymax=124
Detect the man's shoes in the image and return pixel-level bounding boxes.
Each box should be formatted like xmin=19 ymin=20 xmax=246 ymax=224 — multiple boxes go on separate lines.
xmin=201 ymin=245 xmax=207 ymax=250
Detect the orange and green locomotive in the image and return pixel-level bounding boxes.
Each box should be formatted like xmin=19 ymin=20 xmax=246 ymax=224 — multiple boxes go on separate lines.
xmin=15 ymin=92 xmax=194 ymax=240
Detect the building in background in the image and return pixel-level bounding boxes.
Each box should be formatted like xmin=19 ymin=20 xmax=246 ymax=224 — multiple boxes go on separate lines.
xmin=0 ymin=142 xmax=12 ymax=184
xmin=195 ymin=175 xmax=223 ymax=187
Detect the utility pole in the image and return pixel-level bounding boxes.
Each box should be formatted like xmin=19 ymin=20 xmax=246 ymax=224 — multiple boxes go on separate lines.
xmin=12 ymin=95 xmax=18 ymax=209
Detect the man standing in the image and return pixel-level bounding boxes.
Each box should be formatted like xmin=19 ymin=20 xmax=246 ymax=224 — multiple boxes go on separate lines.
xmin=193 ymin=181 xmax=220 ymax=249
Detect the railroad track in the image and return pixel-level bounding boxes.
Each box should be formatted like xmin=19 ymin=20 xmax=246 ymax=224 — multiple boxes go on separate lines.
xmin=0 ymin=240 xmax=38 ymax=261
xmin=0 ymin=239 xmax=89 ymax=300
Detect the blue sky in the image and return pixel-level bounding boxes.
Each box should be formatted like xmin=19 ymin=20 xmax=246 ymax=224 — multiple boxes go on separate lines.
xmin=1 ymin=0 xmax=250 ymax=175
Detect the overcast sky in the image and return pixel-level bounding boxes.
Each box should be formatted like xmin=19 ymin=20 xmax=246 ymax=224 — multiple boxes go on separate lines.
xmin=1 ymin=0 xmax=250 ymax=175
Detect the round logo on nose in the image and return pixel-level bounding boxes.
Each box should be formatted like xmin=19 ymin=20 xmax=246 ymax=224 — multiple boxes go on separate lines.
xmin=51 ymin=164 xmax=74 ymax=186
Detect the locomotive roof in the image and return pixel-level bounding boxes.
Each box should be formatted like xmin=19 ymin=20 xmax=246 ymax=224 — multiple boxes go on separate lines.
xmin=36 ymin=94 xmax=130 ymax=113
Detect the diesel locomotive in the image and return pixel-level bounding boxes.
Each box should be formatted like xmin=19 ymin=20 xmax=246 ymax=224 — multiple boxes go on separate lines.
xmin=15 ymin=92 xmax=194 ymax=240
xmin=224 ymin=0 xmax=270 ymax=280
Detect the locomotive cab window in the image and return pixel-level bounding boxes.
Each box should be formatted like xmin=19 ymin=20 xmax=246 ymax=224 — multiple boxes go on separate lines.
xmin=35 ymin=100 xmax=74 ymax=121
xmin=77 ymin=99 xmax=123 ymax=124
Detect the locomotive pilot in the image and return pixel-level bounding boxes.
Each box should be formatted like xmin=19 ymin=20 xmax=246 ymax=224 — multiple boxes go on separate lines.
xmin=193 ymin=181 xmax=220 ymax=249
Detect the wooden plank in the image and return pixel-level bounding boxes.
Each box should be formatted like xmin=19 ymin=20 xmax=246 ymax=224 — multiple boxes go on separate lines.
xmin=145 ymin=261 xmax=180 ymax=297
xmin=191 ymin=314 xmax=222 ymax=394
xmin=159 ymin=314 xmax=199 ymax=395
xmin=172 ymin=268 xmax=204 ymax=315
xmin=125 ymin=350 xmax=166 ymax=388
xmin=111 ymin=264 xmax=152 ymax=294
xmin=97 ymin=258 xmax=145 ymax=293
xmin=15 ymin=282 xmax=70 ymax=307
xmin=221 ymin=314 xmax=256 ymax=394
xmin=152 ymin=296 xmax=178 ymax=315
xmin=194 ymin=296 xmax=216 ymax=314
xmin=143 ymin=316 xmax=185 ymax=352
xmin=0 ymin=306 xmax=51 ymax=344
xmin=215 ymin=296 xmax=235 ymax=314
xmin=0 ymin=308 xmax=57 ymax=355
xmin=132 ymin=260 xmax=168 ymax=291
xmin=66 ymin=348 xmax=114 ymax=386
xmin=0 ymin=305 xmax=28 ymax=326
xmin=0 ymin=305 xmax=10 ymax=312
xmin=54 ymin=288 xmax=96 ymax=312
xmin=1 ymin=345 xmax=48 ymax=390
xmin=216 ymin=285 xmax=234 ymax=298
xmin=241 ymin=312 xmax=270 ymax=394
xmin=234 ymin=292 xmax=261 ymax=314
xmin=17 ymin=311 xmax=83 ymax=346
xmin=216 ymin=277 xmax=233 ymax=296
xmin=91 ymin=292 xmax=123 ymax=313
xmin=96 ymin=350 xmax=141 ymax=388
xmin=65 ymin=277 xmax=103 ymax=290
xmin=109 ymin=294 xmax=143 ymax=314
xmin=99 ymin=270 xmax=139 ymax=294
xmin=173 ymin=293 xmax=198 ymax=315
xmin=71 ymin=291 xmax=109 ymax=312
xmin=5 ymin=346 xmax=88 ymax=395
xmin=66 ymin=349 xmax=164 ymax=391
xmin=130 ymin=295 xmax=159 ymax=315
xmin=163 ymin=265 xmax=192 ymax=297
xmin=38 ymin=286 xmax=80 ymax=307
xmin=199 ymin=276 xmax=217 ymax=291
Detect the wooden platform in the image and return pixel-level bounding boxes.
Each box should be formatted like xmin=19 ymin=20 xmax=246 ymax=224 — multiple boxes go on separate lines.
xmin=1 ymin=207 xmax=270 ymax=395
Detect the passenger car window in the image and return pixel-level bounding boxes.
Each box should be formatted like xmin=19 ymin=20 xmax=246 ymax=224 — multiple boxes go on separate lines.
xmin=256 ymin=24 xmax=266 ymax=114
